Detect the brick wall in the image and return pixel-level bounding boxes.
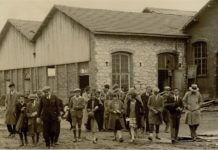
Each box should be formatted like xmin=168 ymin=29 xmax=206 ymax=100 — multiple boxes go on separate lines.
xmin=93 ymin=34 xmax=186 ymax=91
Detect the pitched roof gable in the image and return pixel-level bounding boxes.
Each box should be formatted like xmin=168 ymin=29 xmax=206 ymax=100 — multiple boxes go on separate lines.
xmin=33 ymin=5 xmax=191 ymax=41
xmin=183 ymin=0 xmax=216 ymax=30
xmin=0 ymin=19 xmax=41 ymax=45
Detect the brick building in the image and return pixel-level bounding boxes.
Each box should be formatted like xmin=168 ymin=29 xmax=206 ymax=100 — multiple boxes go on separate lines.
xmin=0 ymin=5 xmax=195 ymax=103
xmin=183 ymin=0 xmax=218 ymax=98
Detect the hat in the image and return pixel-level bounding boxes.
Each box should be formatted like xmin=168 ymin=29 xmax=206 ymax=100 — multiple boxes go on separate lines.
xmin=28 ymin=94 xmax=38 ymax=100
xmin=42 ymin=86 xmax=51 ymax=92
xmin=164 ymin=86 xmax=171 ymax=91
xmin=189 ymin=84 xmax=199 ymax=92
xmin=73 ymin=88 xmax=81 ymax=92
xmin=8 ymin=82 xmax=15 ymax=87
xmin=18 ymin=93 xmax=26 ymax=98
xmin=128 ymin=87 xmax=136 ymax=95
xmin=112 ymin=84 xmax=119 ymax=90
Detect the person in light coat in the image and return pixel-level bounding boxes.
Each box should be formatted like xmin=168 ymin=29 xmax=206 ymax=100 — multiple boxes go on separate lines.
xmin=183 ymin=84 xmax=202 ymax=141
xmin=147 ymin=87 xmax=164 ymax=141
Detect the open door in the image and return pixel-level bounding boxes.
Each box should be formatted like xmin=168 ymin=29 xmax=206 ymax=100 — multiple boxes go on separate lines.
xmin=79 ymin=75 xmax=89 ymax=92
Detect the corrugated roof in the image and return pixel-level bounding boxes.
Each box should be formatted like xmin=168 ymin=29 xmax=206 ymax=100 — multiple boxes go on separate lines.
xmin=142 ymin=7 xmax=196 ymax=16
xmin=33 ymin=5 xmax=191 ymax=40
xmin=9 ymin=19 xmax=41 ymax=40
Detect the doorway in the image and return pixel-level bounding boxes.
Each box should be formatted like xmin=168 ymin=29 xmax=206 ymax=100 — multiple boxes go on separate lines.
xmin=79 ymin=75 xmax=89 ymax=92
xmin=158 ymin=70 xmax=172 ymax=92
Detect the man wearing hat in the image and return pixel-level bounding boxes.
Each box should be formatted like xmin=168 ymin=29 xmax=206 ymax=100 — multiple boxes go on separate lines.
xmin=5 ymin=82 xmax=18 ymax=137
xmin=26 ymin=94 xmax=42 ymax=146
xmin=183 ymin=84 xmax=202 ymax=141
xmin=68 ymin=88 xmax=85 ymax=142
xmin=37 ymin=86 xmax=61 ymax=148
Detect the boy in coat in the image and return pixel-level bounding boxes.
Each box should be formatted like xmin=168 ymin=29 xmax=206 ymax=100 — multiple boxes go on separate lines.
xmin=26 ymin=94 xmax=43 ymax=146
xmin=16 ymin=94 xmax=28 ymax=147
xmin=69 ymin=88 xmax=85 ymax=142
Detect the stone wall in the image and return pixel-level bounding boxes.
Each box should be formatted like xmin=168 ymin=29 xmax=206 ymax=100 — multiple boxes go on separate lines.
xmin=93 ymin=34 xmax=186 ymax=91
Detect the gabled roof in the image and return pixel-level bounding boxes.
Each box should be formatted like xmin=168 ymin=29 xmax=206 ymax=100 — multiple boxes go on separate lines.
xmin=183 ymin=0 xmax=215 ymax=30
xmin=33 ymin=5 xmax=192 ymax=41
xmin=142 ymin=7 xmax=196 ymax=16
xmin=0 ymin=19 xmax=41 ymax=44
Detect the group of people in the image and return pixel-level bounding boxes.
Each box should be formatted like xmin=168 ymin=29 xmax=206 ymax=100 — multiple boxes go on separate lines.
xmin=4 ymin=81 xmax=203 ymax=148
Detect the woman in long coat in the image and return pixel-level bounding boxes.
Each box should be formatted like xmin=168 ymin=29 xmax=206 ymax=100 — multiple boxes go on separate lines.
xmin=183 ymin=84 xmax=202 ymax=141
xmin=86 ymin=91 xmax=102 ymax=143
xmin=147 ymin=88 xmax=164 ymax=141
xmin=108 ymin=93 xmax=125 ymax=142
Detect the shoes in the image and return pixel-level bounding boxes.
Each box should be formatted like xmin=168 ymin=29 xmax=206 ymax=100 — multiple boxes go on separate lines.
xmin=19 ymin=143 xmax=24 ymax=147
xmin=112 ymin=138 xmax=117 ymax=141
xmin=155 ymin=136 xmax=161 ymax=140
xmin=148 ymin=137 xmax=153 ymax=141
xmin=54 ymin=142 xmax=59 ymax=145
xmin=119 ymin=138 xmax=124 ymax=143
xmin=129 ymin=139 xmax=135 ymax=143
xmin=78 ymin=138 xmax=82 ymax=142
xmin=73 ymin=138 xmax=77 ymax=142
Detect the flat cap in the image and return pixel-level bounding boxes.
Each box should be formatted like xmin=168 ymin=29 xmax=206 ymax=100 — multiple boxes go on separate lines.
xmin=28 ymin=94 xmax=38 ymax=100
xmin=42 ymin=86 xmax=51 ymax=92
xmin=8 ymin=82 xmax=15 ymax=87
xmin=73 ymin=88 xmax=81 ymax=92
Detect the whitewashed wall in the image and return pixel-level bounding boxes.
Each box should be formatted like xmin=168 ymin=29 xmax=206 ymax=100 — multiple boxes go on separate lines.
xmin=0 ymin=26 xmax=35 ymax=70
xmin=35 ymin=11 xmax=90 ymax=66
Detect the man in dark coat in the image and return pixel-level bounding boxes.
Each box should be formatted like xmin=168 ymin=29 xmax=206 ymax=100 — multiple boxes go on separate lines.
xmin=141 ymin=86 xmax=152 ymax=133
xmin=37 ymin=86 xmax=61 ymax=148
xmin=54 ymin=98 xmax=64 ymax=145
xmin=164 ymin=88 xmax=184 ymax=144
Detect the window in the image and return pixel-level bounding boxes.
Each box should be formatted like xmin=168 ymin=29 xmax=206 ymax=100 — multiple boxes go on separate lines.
xmin=193 ymin=42 xmax=207 ymax=76
xmin=112 ymin=53 xmax=131 ymax=90
xmin=47 ymin=66 xmax=56 ymax=93
xmin=158 ymin=53 xmax=177 ymax=70
xmin=47 ymin=66 xmax=56 ymax=77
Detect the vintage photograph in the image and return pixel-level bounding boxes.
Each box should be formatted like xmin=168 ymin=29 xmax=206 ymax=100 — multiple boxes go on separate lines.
xmin=0 ymin=0 xmax=217 ymax=149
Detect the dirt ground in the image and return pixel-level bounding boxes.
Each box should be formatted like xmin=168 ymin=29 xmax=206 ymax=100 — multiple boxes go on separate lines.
xmin=1 ymin=111 xmax=218 ymax=149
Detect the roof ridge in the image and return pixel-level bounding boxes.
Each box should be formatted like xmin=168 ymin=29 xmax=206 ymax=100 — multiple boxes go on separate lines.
xmin=144 ymin=7 xmax=197 ymax=13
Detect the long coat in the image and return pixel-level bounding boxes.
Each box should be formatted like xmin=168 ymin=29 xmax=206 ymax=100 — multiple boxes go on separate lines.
xmin=15 ymin=103 xmax=28 ymax=132
xmin=183 ymin=91 xmax=202 ymax=125
xmin=5 ymin=92 xmax=18 ymax=125
xmin=86 ymin=98 xmax=101 ymax=131
xmin=126 ymin=99 xmax=144 ymax=128
xmin=108 ymin=99 xmax=125 ymax=130
xmin=147 ymin=94 xmax=164 ymax=125
xmin=26 ymin=101 xmax=43 ymax=135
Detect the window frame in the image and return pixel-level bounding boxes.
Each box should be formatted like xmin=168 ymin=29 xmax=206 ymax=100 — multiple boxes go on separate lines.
xmin=112 ymin=52 xmax=131 ymax=90
xmin=193 ymin=41 xmax=207 ymax=77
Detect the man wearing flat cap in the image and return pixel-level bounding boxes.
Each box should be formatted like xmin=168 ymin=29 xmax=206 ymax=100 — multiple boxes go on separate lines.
xmin=5 ymin=82 xmax=18 ymax=137
xmin=183 ymin=84 xmax=202 ymax=141
xmin=37 ymin=86 xmax=61 ymax=148
xmin=68 ymin=88 xmax=85 ymax=142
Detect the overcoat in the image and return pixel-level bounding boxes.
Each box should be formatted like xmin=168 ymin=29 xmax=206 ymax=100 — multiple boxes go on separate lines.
xmin=183 ymin=91 xmax=202 ymax=125
xmin=108 ymin=99 xmax=125 ymax=130
xmin=26 ymin=101 xmax=43 ymax=135
xmin=86 ymin=98 xmax=101 ymax=131
xmin=5 ymin=92 xmax=18 ymax=125
xmin=126 ymin=99 xmax=144 ymax=128
xmin=15 ymin=103 xmax=28 ymax=132
xmin=147 ymin=94 xmax=164 ymax=125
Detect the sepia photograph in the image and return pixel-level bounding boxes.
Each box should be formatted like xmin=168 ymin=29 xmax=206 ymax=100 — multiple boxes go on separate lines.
xmin=0 ymin=0 xmax=217 ymax=149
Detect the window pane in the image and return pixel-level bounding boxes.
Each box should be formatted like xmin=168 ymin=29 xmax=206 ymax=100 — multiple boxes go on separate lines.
xmin=121 ymin=55 xmax=129 ymax=73
xmin=112 ymin=55 xmax=120 ymax=73
xmin=112 ymin=74 xmax=120 ymax=86
xmin=121 ymin=74 xmax=129 ymax=90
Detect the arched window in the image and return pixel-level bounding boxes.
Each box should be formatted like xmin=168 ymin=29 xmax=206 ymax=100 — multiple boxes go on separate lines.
xmin=112 ymin=53 xmax=131 ymax=90
xmin=193 ymin=41 xmax=207 ymax=76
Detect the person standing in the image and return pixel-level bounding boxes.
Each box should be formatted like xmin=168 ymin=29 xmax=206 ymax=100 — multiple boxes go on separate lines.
xmin=108 ymin=93 xmax=125 ymax=142
xmin=147 ymin=87 xmax=164 ymax=141
xmin=86 ymin=91 xmax=102 ymax=143
xmin=183 ymin=84 xmax=202 ymax=141
xmin=82 ymin=86 xmax=91 ymax=130
xmin=37 ymin=86 xmax=61 ymax=148
xmin=26 ymin=94 xmax=43 ymax=146
xmin=69 ymin=88 xmax=85 ymax=142
xmin=15 ymin=94 xmax=28 ymax=147
xmin=164 ymin=88 xmax=184 ymax=144
xmin=141 ymin=86 xmax=153 ymax=134
xmin=126 ymin=92 xmax=144 ymax=143
xmin=5 ymin=82 xmax=18 ymax=137
xmin=162 ymin=86 xmax=172 ymax=133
